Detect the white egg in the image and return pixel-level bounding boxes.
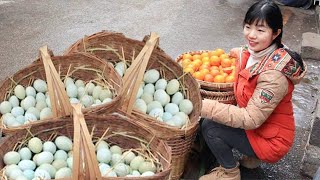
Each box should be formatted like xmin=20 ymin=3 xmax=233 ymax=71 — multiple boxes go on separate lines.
xmin=166 ymin=79 xmax=180 ymax=95
xmin=24 ymin=113 xmax=37 ymax=122
xmin=34 ymin=169 xmax=50 ymax=180
xmin=21 ymin=96 xmax=36 ymax=111
xmin=38 ymin=164 xmax=56 ymax=178
xmin=171 ymin=92 xmax=184 ymax=105
xmin=0 ymin=101 xmax=12 ymax=114
xmin=3 ymin=151 xmax=21 ymax=165
xmin=92 ymin=85 xmax=102 ymax=99
xmin=97 ymin=148 xmax=112 ymax=163
xmin=75 ymin=79 xmax=85 ymax=88
xmin=16 ymin=115 xmax=25 ymax=124
xmin=35 ymin=101 xmax=47 ymax=111
xmin=23 ymin=169 xmax=35 ymax=180
xmin=165 ymin=103 xmax=179 ymax=115
xmin=85 ymin=82 xmax=95 ymax=95
xmin=143 ymin=83 xmax=155 ymax=95
xmin=144 ymin=69 xmax=160 ymax=84
xmin=14 ymin=85 xmax=26 ymax=100
xmin=134 ymin=99 xmax=147 ymax=114
xmin=33 ymin=79 xmax=47 ymax=93
xmin=66 ymin=84 xmax=78 ymax=98
xmin=35 ymin=92 xmax=46 ymax=102
xmin=52 ymin=159 xmax=68 ymax=171
xmin=36 ymin=151 xmax=54 ymax=166
xmin=179 ymin=99 xmax=194 ymax=115
xmin=18 ymin=160 xmax=36 ymax=171
xmin=54 ymin=150 xmax=68 ymax=161
xmin=99 ymin=89 xmax=112 ymax=101
xmin=155 ymin=79 xmax=168 ymax=90
xmin=64 ymin=77 xmax=74 ymax=87
xmin=19 ymin=147 xmax=32 ymax=160
xmin=26 ymin=86 xmax=36 ymax=97
xmin=9 ymin=95 xmax=20 ymax=107
xmin=28 ymin=137 xmax=42 ymax=153
xmin=55 ymin=167 xmax=72 ymax=178
xmin=154 ymin=89 xmax=170 ymax=106
xmin=55 ymin=136 xmax=72 ymax=151
xmin=140 ymin=93 xmax=153 ymax=104
xmin=162 ymin=112 xmax=173 ymax=122
xmin=69 ymin=98 xmax=80 ymax=104
xmin=43 ymin=141 xmax=57 ymax=154
xmin=77 ymin=86 xmax=87 ymax=99
xmin=26 ymin=107 xmax=40 ymax=120
xmin=11 ymin=106 xmax=24 ymax=117
xmin=40 ymin=108 xmax=52 ymax=120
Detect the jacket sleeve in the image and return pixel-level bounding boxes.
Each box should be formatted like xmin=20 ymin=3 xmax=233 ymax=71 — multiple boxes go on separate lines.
xmin=201 ymin=70 xmax=289 ymax=129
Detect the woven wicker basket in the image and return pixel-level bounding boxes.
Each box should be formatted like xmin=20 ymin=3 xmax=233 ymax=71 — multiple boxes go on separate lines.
xmin=0 ymin=52 xmax=123 ymax=134
xmin=200 ymin=89 xmax=237 ymax=105
xmin=64 ymin=31 xmax=202 ymax=180
xmin=0 ymin=113 xmax=172 ymax=179
xmin=175 ymin=50 xmax=234 ymax=92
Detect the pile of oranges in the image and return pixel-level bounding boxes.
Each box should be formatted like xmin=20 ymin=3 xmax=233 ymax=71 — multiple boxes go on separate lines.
xmin=180 ymin=48 xmax=236 ymax=83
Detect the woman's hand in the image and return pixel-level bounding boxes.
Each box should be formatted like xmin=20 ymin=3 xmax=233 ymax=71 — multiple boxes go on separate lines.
xmin=229 ymin=48 xmax=240 ymax=59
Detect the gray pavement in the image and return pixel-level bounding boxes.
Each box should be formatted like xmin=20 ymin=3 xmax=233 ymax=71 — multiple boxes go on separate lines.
xmin=0 ymin=0 xmax=319 ymax=179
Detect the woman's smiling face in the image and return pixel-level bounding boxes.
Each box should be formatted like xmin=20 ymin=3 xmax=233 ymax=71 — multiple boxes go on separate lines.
xmin=243 ymin=20 xmax=281 ymax=52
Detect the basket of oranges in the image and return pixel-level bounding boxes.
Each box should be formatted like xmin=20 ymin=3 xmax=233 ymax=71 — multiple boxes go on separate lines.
xmin=176 ymin=49 xmax=236 ymax=105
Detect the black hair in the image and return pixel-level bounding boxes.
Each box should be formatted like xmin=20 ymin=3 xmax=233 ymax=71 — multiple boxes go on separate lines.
xmin=243 ymin=0 xmax=283 ymax=47
xmin=244 ymin=0 xmax=304 ymax=70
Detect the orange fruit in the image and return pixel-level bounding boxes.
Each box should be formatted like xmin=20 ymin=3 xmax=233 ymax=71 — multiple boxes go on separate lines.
xmin=193 ymin=59 xmax=203 ymax=66
xmin=225 ymin=75 xmax=235 ymax=82
xmin=220 ymin=53 xmax=229 ymax=59
xmin=184 ymin=67 xmax=195 ymax=74
xmin=202 ymin=56 xmax=210 ymax=63
xmin=214 ymin=74 xmax=225 ymax=83
xmin=204 ymin=74 xmax=215 ymax=82
xmin=183 ymin=53 xmax=192 ymax=60
xmin=199 ymin=68 xmax=210 ymax=75
xmin=221 ymin=58 xmax=232 ymax=68
xmin=192 ymin=54 xmax=201 ymax=61
xmin=199 ymin=64 xmax=210 ymax=71
xmin=209 ymin=66 xmax=219 ymax=71
xmin=201 ymin=52 xmax=209 ymax=59
xmin=193 ymin=71 xmax=205 ymax=81
xmin=222 ymin=67 xmax=233 ymax=74
xmin=231 ymin=58 xmax=236 ymax=65
xmin=182 ymin=59 xmax=191 ymax=68
xmin=215 ymin=48 xmax=225 ymax=56
xmin=209 ymin=50 xmax=218 ymax=57
xmin=210 ymin=69 xmax=220 ymax=77
xmin=210 ymin=56 xmax=221 ymax=66
xmin=187 ymin=64 xmax=197 ymax=71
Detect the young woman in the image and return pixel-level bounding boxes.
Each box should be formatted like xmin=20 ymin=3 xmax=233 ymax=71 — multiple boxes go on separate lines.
xmin=200 ymin=1 xmax=307 ymax=180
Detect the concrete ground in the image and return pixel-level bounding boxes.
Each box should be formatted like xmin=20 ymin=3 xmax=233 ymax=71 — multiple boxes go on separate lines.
xmin=0 ymin=0 xmax=319 ymax=179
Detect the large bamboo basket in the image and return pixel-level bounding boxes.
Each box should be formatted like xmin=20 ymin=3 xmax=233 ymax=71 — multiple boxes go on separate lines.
xmin=0 ymin=52 xmax=123 ymax=134
xmin=64 ymin=31 xmax=202 ymax=180
xmin=0 ymin=112 xmax=172 ymax=179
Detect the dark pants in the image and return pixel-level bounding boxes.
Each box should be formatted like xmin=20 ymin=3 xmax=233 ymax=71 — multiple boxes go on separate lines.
xmin=201 ymin=119 xmax=256 ymax=169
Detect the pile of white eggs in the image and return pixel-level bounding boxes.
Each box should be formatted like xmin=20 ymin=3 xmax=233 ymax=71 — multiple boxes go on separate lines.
xmin=3 ymin=137 xmax=159 ymax=179
xmin=134 ymin=69 xmax=194 ymax=128
xmin=113 ymin=61 xmax=194 ymax=128
xmin=95 ymin=140 xmax=158 ymax=177
xmin=3 ymin=136 xmax=73 ymax=180
xmin=0 ymin=77 xmax=114 ymax=128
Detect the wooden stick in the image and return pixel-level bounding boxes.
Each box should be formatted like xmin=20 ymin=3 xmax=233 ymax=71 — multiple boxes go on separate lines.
xmin=39 ymin=46 xmax=72 ymax=117
xmin=121 ymin=32 xmax=160 ymax=114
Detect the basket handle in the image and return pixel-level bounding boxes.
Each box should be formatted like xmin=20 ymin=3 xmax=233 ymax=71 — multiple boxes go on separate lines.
xmin=72 ymin=103 xmax=102 ymax=180
xmin=121 ymin=32 xmax=160 ymax=114
xmin=39 ymin=46 xmax=72 ymax=117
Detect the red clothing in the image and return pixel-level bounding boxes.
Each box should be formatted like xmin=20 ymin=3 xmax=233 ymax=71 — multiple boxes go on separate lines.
xmin=235 ymin=48 xmax=300 ymax=163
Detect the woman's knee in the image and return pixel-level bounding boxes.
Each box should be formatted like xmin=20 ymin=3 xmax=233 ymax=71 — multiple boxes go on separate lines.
xmin=201 ymin=119 xmax=221 ymax=139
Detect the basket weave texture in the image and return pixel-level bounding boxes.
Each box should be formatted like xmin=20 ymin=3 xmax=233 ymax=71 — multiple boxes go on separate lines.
xmin=176 ymin=50 xmax=237 ymax=105
xmin=0 ymin=113 xmax=172 ymax=179
xmin=0 ymin=52 xmax=123 ymax=134
xmin=64 ymin=31 xmax=202 ymax=180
